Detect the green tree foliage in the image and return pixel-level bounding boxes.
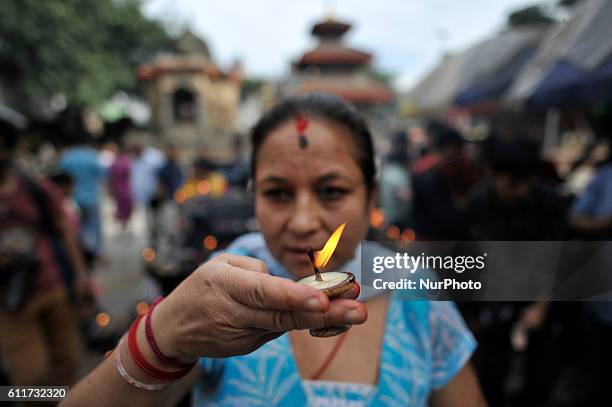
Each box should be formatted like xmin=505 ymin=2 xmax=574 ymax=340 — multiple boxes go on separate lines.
xmin=0 ymin=0 xmax=170 ymax=112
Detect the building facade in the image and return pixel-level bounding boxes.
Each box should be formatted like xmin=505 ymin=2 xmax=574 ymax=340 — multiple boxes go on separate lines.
xmin=138 ymin=30 xmax=242 ymax=163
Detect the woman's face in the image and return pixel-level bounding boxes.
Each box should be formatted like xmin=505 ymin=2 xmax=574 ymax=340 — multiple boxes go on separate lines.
xmin=255 ymin=117 xmax=374 ymax=279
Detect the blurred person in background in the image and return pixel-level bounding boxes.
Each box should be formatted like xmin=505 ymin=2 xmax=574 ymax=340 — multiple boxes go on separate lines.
xmin=49 ymin=171 xmax=90 ymax=307
xmin=564 ymin=139 xmax=610 ymax=196
xmin=13 ymin=136 xmax=40 ymax=175
xmin=100 ymin=118 xmax=136 ymax=170
xmin=49 ymin=172 xmax=81 ymax=248
xmin=0 ymin=110 xmax=88 ymax=387
xmin=411 ymin=122 xmax=479 ymax=240
xmin=570 ymin=143 xmax=612 ymax=239
xmin=37 ymin=141 xmax=59 ymax=174
xmin=127 ymin=135 xmax=165 ymax=242
xmin=109 ymin=142 xmax=134 ymax=233
xmin=58 ymin=114 xmax=107 ymax=267
xmin=463 ymin=138 xmax=571 ymax=406
xmin=50 ymin=170 xmax=101 ymax=332
xmin=148 ymin=144 xmax=184 ymax=296
xmin=465 ymin=138 xmax=568 ymax=241
xmin=221 ymin=133 xmax=250 ymax=189
xmin=379 ymin=130 xmax=412 ymax=229
xmin=569 ymin=140 xmax=612 ymax=403
xmin=98 ymin=140 xmax=118 ymax=170
xmin=156 ymin=143 xmax=184 ymax=202
xmin=64 ymin=94 xmax=486 ymax=407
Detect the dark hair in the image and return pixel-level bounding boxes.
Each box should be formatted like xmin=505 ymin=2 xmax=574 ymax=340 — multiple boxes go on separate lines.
xmin=0 ymin=106 xmax=27 ymax=151
xmin=483 ymin=138 xmax=541 ymax=178
xmin=56 ymin=107 xmax=93 ymax=146
xmin=386 ymin=130 xmax=410 ymax=164
xmin=250 ymin=93 xmax=376 ymax=196
xmin=193 ymin=158 xmax=215 ymax=172
xmin=0 ymin=120 xmax=18 ymax=151
xmin=50 ymin=171 xmax=74 ymax=187
xmin=426 ymin=120 xmax=464 ymax=149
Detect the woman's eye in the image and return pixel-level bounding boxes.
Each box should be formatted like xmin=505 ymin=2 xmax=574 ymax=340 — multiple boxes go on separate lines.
xmin=262 ymin=189 xmax=293 ymax=201
xmin=319 ymin=186 xmax=349 ymax=201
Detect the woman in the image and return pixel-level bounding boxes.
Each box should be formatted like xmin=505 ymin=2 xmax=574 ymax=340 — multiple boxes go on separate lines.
xmin=63 ymin=94 xmax=485 ymax=406
xmin=109 ymin=144 xmax=133 ymax=231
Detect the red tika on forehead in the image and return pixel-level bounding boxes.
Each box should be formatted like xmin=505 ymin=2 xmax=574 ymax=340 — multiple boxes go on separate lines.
xmin=296 ymin=115 xmax=309 ymax=149
xmin=296 ymin=115 xmax=309 ymax=133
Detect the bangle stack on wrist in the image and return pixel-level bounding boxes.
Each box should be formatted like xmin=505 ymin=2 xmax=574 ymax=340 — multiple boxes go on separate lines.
xmin=114 ymin=336 xmax=169 ymax=391
xmin=114 ymin=296 xmax=196 ymax=390
xmin=145 ymin=297 xmax=196 ymax=369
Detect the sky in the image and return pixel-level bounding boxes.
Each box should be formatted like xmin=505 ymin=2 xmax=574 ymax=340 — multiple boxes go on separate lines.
xmin=142 ymin=0 xmax=536 ymax=91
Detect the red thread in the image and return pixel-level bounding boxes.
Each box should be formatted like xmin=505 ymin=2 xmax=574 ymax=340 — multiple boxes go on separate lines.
xmin=145 ymin=297 xmax=195 ymax=369
xmin=127 ymin=315 xmax=194 ymax=381
xmin=310 ymin=331 xmax=349 ymax=380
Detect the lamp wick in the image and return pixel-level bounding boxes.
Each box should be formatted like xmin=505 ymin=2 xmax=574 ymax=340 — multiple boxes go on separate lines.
xmin=306 ymin=248 xmax=323 ymax=282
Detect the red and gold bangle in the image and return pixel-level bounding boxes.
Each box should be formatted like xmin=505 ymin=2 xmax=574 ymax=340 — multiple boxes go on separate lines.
xmin=127 ymin=315 xmax=194 ymax=381
xmin=145 ymin=296 xmax=195 ymax=369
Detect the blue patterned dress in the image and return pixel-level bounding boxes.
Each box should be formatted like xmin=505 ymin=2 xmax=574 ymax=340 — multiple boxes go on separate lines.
xmin=192 ymin=234 xmax=476 ymax=406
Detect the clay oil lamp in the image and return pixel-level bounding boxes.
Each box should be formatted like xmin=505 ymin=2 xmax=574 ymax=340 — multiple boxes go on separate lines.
xmin=296 ymin=223 xmax=357 ymax=337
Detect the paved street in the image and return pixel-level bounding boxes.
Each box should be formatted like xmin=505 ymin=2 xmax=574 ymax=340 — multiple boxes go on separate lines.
xmin=94 ymin=193 xmax=159 ymax=318
xmin=77 ymin=192 xmax=161 ymax=375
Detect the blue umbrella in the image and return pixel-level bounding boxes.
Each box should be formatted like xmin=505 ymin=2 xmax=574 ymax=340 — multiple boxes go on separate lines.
xmin=506 ymin=0 xmax=612 ymax=109
xmin=455 ymin=48 xmax=536 ymax=107
xmin=528 ymin=57 xmax=612 ymax=108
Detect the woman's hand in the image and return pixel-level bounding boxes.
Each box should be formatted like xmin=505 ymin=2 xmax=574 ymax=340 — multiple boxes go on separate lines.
xmin=151 ymin=253 xmax=367 ymax=362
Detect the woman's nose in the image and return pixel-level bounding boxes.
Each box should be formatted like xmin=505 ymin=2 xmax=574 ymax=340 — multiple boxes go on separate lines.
xmin=287 ymin=193 xmax=320 ymax=235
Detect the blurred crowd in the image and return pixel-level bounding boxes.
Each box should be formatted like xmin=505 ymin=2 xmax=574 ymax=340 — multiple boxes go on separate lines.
xmin=0 ymin=111 xmax=251 ymax=405
xmin=377 ymin=121 xmax=612 ymax=406
xmin=1 ymin=104 xmax=612 ymax=406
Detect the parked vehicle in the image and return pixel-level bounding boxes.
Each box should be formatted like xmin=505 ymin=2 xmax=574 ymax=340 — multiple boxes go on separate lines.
xmin=145 ymin=190 xmax=256 ymax=294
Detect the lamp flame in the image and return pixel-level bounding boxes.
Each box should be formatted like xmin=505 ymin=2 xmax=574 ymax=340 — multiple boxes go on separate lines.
xmin=314 ymin=223 xmax=345 ymax=270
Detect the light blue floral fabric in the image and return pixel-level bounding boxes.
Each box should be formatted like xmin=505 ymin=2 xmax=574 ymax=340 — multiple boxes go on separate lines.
xmin=192 ymin=233 xmax=476 ymax=406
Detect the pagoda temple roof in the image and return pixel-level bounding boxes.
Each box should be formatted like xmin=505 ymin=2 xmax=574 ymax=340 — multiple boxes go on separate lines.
xmin=297 ymin=77 xmax=394 ymax=104
xmin=296 ymin=45 xmax=372 ymax=67
xmin=312 ymin=18 xmax=352 ymax=38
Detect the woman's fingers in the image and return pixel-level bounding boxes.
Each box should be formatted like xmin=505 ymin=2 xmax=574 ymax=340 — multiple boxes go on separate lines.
xmin=226 ymin=269 xmax=331 ymax=312
xmin=212 ymin=253 xmax=270 ymax=274
xmin=157 ymin=254 xmax=367 ymax=360
xmin=212 ymin=255 xmax=361 ymax=315
xmin=246 ymin=299 xmax=368 ymax=332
